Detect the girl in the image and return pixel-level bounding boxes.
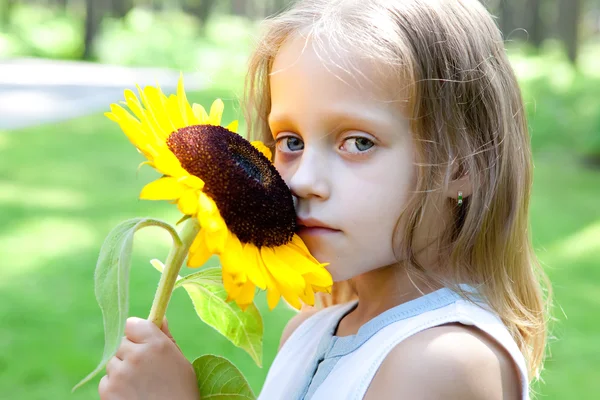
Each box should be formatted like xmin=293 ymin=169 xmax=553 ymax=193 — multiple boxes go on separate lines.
xmin=99 ymin=0 xmax=551 ymax=399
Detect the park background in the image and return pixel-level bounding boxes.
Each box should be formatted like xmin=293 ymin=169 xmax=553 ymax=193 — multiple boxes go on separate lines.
xmin=0 ymin=0 xmax=599 ymax=399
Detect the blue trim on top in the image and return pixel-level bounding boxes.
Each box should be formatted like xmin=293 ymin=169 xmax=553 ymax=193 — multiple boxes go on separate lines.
xmin=326 ymin=288 xmax=462 ymax=358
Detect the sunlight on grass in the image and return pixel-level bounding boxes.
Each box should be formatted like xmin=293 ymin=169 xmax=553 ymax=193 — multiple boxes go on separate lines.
xmin=0 ymin=217 xmax=96 ymax=279
xmin=0 ymin=131 xmax=9 ymax=151
xmin=0 ymin=181 xmax=89 ymax=209
xmin=549 ymin=220 xmax=600 ymax=261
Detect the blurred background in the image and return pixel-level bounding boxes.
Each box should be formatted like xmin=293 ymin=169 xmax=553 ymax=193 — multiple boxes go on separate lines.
xmin=0 ymin=0 xmax=598 ymax=399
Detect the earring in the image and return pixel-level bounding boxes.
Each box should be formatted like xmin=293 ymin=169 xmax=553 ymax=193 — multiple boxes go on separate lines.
xmin=457 ymin=191 xmax=463 ymax=206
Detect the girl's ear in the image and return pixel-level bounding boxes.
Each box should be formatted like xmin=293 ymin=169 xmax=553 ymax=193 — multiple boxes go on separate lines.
xmin=446 ymin=173 xmax=472 ymax=202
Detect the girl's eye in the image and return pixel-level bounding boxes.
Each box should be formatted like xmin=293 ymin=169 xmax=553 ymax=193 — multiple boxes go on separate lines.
xmin=341 ymin=137 xmax=375 ymax=153
xmin=276 ymin=136 xmax=304 ymax=152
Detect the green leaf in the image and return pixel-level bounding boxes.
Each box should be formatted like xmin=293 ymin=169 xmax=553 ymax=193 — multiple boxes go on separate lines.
xmin=176 ymin=267 xmax=263 ymax=367
xmin=193 ymin=355 xmax=256 ymax=400
xmin=73 ymin=218 xmax=180 ymax=392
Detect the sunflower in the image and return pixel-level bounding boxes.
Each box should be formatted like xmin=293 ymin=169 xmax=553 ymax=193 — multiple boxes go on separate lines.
xmin=105 ymin=75 xmax=332 ymax=311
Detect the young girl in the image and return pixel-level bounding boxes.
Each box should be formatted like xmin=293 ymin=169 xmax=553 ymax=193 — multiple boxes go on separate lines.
xmin=98 ymin=0 xmax=550 ymax=399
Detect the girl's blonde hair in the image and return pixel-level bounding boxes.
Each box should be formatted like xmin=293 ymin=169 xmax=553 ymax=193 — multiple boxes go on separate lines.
xmin=243 ymin=0 xmax=551 ymax=381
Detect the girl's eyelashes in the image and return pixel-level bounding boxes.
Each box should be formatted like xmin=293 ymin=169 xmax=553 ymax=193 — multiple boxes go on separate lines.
xmin=275 ymin=135 xmax=304 ymax=153
xmin=274 ymin=132 xmax=377 ymax=155
xmin=339 ymin=136 xmax=375 ymax=153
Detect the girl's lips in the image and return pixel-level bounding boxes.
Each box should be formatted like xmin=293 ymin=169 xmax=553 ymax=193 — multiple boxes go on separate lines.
xmin=297 ymin=226 xmax=341 ymax=236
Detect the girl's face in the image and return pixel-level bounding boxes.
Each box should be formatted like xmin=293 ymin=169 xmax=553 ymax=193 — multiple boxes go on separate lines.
xmin=269 ymin=35 xmax=417 ymax=281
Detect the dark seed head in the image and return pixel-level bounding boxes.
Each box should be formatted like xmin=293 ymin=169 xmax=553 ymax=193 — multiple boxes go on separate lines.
xmin=167 ymin=125 xmax=296 ymax=247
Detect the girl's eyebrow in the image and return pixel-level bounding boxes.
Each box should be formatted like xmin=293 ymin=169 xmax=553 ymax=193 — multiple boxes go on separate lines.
xmin=268 ymin=105 xmax=394 ymax=130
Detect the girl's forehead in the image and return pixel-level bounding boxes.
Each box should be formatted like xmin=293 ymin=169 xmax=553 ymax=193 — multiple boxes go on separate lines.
xmin=271 ymin=33 xmax=410 ymax=106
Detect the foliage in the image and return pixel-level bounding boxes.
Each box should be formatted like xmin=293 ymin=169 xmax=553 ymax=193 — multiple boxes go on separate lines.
xmin=509 ymin=41 xmax=600 ymax=159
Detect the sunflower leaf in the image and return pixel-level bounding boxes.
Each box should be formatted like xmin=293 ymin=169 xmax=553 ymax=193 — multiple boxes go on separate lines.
xmin=73 ymin=217 xmax=179 ymax=392
xmin=193 ymin=355 xmax=256 ymax=400
xmin=176 ymin=267 xmax=264 ymax=367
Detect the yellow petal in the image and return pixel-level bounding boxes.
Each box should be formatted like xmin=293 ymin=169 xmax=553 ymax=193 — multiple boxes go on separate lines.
xmin=226 ymin=120 xmax=239 ymax=133
xmin=236 ymin=281 xmax=256 ymax=309
xmin=140 ymin=177 xmax=186 ymax=200
xmin=177 ymin=174 xmax=204 ymax=190
xmin=187 ymin=230 xmax=211 ymax=268
xmin=153 ymin=151 xmax=187 ymax=177
xmin=299 ymin=284 xmax=315 ymax=306
xmin=220 ymin=234 xmax=246 ymax=276
xmin=241 ymin=243 xmax=268 ymax=290
xmin=267 ymin=286 xmax=281 ymax=310
xmin=124 ymin=89 xmax=145 ymax=120
xmin=251 ymin=141 xmax=272 ymax=161
xmin=166 ymin=94 xmax=186 ymax=129
xmin=208 ymin=99 xmax=224 ymax=125
xmin=192 ymin=103 xmax=209 ymax=124
xmin=223 ymin=271 xmax=245 ymax=299
xmin=281 ymin=287 xmax=302 ymax=310
xmin=303 ymin=267 xmax=334 ymax=289
xmin=260 ymin=247 xmax=306 ymax=293
xmin=177 ymin=189 xmax=199 ymax=215
xmin=176 ymin=73 xmax=195 ymax=126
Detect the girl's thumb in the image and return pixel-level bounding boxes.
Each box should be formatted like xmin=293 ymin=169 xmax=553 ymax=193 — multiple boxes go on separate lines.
xmin=161 ymin=317 xmax=174 ymax=340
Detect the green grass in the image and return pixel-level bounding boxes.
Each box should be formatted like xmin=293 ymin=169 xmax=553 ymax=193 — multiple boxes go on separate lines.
xmin=1 ymin=52 xmax=599 ymax=399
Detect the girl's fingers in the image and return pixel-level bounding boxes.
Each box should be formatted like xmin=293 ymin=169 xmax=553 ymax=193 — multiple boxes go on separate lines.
xmin=115 ymin=337 xmax=136 ymax=360
xmin=125 ymin=317 xmax=159 ymax=343
xmin=161 ymin=317 xmax=173 ymax=339
xmin=105 ymin=356 xmax=122 ymax=376
xmin=98 ymin=375 xmax=109 ymax=399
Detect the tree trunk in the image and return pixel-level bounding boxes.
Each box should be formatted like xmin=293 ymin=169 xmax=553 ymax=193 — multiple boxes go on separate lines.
xmin=231 ymin=0 xmax=245 ymax=16
xmin=269 ymin=0 xmax=289 ymax=16
xmin=559 ymin=0 xmax=581 ymax=63
xmin=526 ymin=0 xmax=543 ymax=48
xmin=499 ymin=0 xmax=516 ymax=40
xmin=83 ymin=0 xmax=102 ymax=60
xmin=186 ymin=0 xmax=217 ymax=26
xmin=112 ymin=0 xmax=134 ymax=18
xmin=1 ymin=0 xmax=15 ymax=28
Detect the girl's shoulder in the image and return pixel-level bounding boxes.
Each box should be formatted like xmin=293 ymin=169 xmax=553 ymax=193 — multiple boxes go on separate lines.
xmin=278 ymin=306 xmax=321 ymax=350
xmin=364 ymin=323 xmax=521 ymax=400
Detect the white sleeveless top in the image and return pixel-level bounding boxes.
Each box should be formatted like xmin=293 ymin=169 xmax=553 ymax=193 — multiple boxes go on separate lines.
xmin=258 ymin=285 xmax=529 ymax=400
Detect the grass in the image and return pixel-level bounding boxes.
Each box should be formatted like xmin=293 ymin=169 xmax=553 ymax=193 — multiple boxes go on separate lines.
xmin=1 ymin=41 xmax=599 ymax=399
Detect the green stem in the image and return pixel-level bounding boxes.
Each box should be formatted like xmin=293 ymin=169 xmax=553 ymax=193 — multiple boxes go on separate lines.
xmin=148 ymin=218 xmax=201 ymax=327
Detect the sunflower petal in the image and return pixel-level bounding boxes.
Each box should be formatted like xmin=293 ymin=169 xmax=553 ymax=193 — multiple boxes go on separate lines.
xmin=140 ymin=177 xmax=185 ymax=200
xmin=226 ymin=120 xmax=239 ymax=133
xmin=299 ymin=284 xmax=315 ymax=306
xmin=187 ymin=230 xmax=211 ymax=268
xmin=177 ymin=189 xmax=199 ymax=215
xmin=208 ymin=99 xmax=224 ymax=126
xmin=251 ymin=141 xmax=272 ymax=161
xmin=220 ymin=233 xmax=246 ymax=276
xmin=177 ymin=174 xmax=204 ymax=190
xmin=236 ymin=281 xmax=256 ymax=310
xmin=260 ymin=247 xmax=306 ymax=294
xmin=192 ymin=103 xmax=209 ymax=124
xmin=176 ymin=73 xmax=196 ymax=126
xmin=267 ymin=286 xmax=281 ymax=310
xmin=223 ymin=272 xmax=245 ymax=300
xmin=241 ymin=243 xmax=268 ymax=290
xmin=280 ymin=287 xmax=302 ymax=310
xmin=303 ymin=267 xmax=334 ymax=289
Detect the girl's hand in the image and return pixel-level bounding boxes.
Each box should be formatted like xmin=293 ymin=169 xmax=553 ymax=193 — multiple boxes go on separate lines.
xmin=98 ymin=317 xmax=199 ymax=400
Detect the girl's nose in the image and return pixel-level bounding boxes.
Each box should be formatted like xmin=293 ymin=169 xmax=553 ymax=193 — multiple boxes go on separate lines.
xmin=287 ymin=149 xmax=331 ymax=201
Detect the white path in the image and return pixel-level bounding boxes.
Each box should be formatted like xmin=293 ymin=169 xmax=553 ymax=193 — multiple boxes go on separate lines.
xmin=0 ymin=58 xmax=208 ymax=130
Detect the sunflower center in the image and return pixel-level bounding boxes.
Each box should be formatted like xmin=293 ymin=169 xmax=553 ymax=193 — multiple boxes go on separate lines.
xmin=230 ymin=148 xmax=264 ymax=184
xmin=167 ymin=125 xmax=296 ymax=247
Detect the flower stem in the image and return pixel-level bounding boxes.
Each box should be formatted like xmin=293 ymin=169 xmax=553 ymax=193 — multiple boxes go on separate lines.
xmin=148 ymin=218 xmax=200 ymax=327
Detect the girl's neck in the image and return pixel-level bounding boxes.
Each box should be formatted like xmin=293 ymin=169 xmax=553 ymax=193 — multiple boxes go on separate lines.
xmin=336 ymin=266 xmax=441 ymax=337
